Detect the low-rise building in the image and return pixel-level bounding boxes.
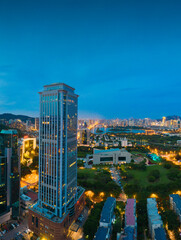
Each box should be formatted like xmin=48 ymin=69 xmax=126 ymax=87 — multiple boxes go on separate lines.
xmin=122 ymin=199 xmax=137 ymax=239
xmin=147 ymin=198 xmax=166 ymax=240
xmin=94 ymin=197 xmax=116 ymax=240
xmin=90 ymin=148 xmax=131 ymax=165
xmin=169 ymin=194 xmax=181 ymax=222
xmin=94 ymin=227 xmax=110 ymax=240
xmin=20 ymin=187 xmax=38 ymax=216
xmin=100 ymin=197 xmax=116 ymax=228
xmin=154 ymin=227 xmax=167 ymax=240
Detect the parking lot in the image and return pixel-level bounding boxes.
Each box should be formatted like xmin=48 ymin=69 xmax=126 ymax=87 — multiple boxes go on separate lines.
xmin=0 ymin=217 xmax=32 ymax=240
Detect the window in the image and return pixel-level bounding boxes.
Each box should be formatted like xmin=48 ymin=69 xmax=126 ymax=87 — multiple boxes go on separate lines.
xmin=118 ymin=157 xmax=126 ymax=161
xmin=36 ymin=217 xmax=38 ymax=228
xmin=100 ymin=157 xmax=113 ymax=162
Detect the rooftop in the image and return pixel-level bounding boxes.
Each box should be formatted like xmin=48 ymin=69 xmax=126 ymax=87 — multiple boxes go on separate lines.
xmin=154 ymin=227 xmax=167 ymax=240
xmin=147 ymin=198 xmax=163 ymax=226
xmin=94 ymin=148 xmax=122 ymax=154
xmin=125 ymin=199 xmax=136 ymax=226
xmin=43 ymin=83 xmax=75 ymax=93
xmin=122 ymin=226 xmax=134 ymax=240
xmin=94 ymin=227 xmax=109 ymax=240
xmin=100 ymin=197 xmax=116 ymax=224
xmin=26 ymin=191 xmax=38 ymax=202
xmin=170 ymin=194 xmax=181 ymax=214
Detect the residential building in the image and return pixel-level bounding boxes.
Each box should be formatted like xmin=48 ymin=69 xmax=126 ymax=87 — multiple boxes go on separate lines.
xmin=122 ymin=199 xmax=137 ymax=239
xmin=147 ymin=198 xmax=166 ymax=240
xmin=154 ymin=228 xmax=167 ymax=240
xmin=28 ymin=83 xmax=85 ymax=240
xmin=169 ymin=194 xmax=181 ymax=222
xmin=99 ymin=197 xmax=116 ymax=228
xmin=0 ymin=130 xmax=20 ymax=225
xmin=78 ymin=128 xmax=90 ymax=145
xmin=35 ymin=117 xmax=39 ymax=131
xmin=94 ymin=227 xmax=110 ymax=240
xmin=94 ymin=197 xmax=116 ymax=240
xmin=90 ymin=148 xmax=131 ymax=165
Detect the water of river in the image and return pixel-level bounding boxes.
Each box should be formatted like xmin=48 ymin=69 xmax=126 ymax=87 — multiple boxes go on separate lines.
xmin=91 ymin=127 xmax=145 ymax=134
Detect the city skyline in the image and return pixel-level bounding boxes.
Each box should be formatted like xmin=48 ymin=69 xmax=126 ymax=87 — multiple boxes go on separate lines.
xmin=0 ymin=0 xmax=181 ymax=119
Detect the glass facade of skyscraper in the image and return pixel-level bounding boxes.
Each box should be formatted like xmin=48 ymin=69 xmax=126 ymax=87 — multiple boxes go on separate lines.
xmin=38 ymin=83 xmax=78 ymax=218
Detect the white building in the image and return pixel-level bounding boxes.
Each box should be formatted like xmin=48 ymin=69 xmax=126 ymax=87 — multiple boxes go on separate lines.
xmin=90 ymin=148 xmax=131 ymax=165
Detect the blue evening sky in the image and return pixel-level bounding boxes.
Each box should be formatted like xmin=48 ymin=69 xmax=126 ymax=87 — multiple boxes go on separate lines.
xmin=0 ymin=0 xmax=181 ymax=119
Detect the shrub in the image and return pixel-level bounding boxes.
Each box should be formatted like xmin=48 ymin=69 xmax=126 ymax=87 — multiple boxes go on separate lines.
xmin=148 ymin=176 xmax=156 ymax=182
xmin=148 ymin=169 xmax=160 ymax=180
xmin=163 ymin=163 xmax=172 ymax=169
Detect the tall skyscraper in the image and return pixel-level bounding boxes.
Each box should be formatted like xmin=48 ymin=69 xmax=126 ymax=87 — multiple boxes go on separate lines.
xmin=29 ymin=83 xmax=85 ymax=240
xmin=0 ymin=130 xmax=20 ymax=224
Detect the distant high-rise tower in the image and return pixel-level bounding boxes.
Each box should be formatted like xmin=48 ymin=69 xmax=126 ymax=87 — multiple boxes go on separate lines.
xmin=162 ymin=116 xmax=166 ymax=126
xmin=35 ymin=117 xmax=39 ymax=131
xmin=28 ymin=83 xmax=85 ymax=240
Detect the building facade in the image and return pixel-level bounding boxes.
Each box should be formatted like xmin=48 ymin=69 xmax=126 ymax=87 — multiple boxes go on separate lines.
xmin=147 ymin=198 xmax=166 ymax=240
xmin=28 ymin=83 xmax=85 ymax=240
xmin=90 ymin=148 xmax=132 ymax=165
xmin=0 ymin=130 xmax=20 ymax=225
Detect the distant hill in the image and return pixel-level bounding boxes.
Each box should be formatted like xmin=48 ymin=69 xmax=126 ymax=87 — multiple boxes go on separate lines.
xmin=166 ymin=115 xmax=181 ymax=120
xmin=157 ymin=115 xmax=181 ymax=121
xmin=0 ymin=113 xmax=35 ymax=123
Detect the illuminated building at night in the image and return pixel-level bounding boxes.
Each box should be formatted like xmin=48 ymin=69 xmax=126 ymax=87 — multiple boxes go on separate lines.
xmin=19 ymin=137 xmax=36 ymax=165
xmin=28 ymin=83 xmax=85 ymax=240
xmin=0 ymin=130 xmax=20 ymax=224
xmin=78 ymin=128 xmax=90 ymax=145
xmin=90 ymin=148 xmax=132 ymax=165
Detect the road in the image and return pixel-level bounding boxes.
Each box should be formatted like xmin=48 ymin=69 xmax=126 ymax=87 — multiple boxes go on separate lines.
xmin=110 ymin=167 xmax=127 ymax=202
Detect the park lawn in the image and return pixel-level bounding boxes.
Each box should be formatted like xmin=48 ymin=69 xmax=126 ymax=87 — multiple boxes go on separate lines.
xmin=77 ymin=168 xmax=97 ymax=176
xmin=122 ymin=164 xmax=171 ymax=188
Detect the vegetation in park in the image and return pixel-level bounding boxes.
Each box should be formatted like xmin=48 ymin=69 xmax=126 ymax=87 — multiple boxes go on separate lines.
xmin=77 ymin=168 xmax=121 ymax=198
xmin=159 ymin=199 xmax=181 ymax=240
xmin=77 ymin=146 xmax=93 ymax=158
xmin=121 ymin=162 xmax=181 ymax=199
xmin=77 ymin=159 xmax=84 ymax=167
xmin=137 ymin=200 xmax=148 ymax=240
xmin=83 ymin=202 xmax=104 ymax=240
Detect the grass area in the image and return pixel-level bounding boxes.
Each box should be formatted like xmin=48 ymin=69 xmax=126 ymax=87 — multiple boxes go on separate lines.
xmin=123 ymin=165 xmax=170 ymax=187
xmin=121 ymin=161 xmax=181 ymax=199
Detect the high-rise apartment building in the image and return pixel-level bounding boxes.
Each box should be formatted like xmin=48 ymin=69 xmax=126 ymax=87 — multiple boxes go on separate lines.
xmin=0 ymin=130 xmax=20 ymax=224
xmin=28 ymin=83 xmax=85 ymax=240
xmin=35 ymin=117 xmax=39 ymax=131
